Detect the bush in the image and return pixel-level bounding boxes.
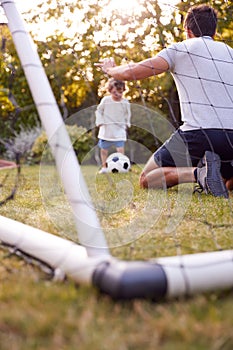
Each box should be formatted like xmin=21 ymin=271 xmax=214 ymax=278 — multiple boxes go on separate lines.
xmin=32 ymin=124 xmax=94 ymax=163
xmin=1 ymin=125 xmax=42 ymax=164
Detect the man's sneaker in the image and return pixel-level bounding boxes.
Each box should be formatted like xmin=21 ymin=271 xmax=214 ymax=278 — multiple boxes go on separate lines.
xmin=196 ymin=151 xmax=229 ymax=198
xmin=98 ymin=167 xmax=108 ymax=174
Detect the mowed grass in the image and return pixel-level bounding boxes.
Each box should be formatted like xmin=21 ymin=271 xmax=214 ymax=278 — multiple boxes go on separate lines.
xmin=0 ymin=165 xmax=232 ymax=350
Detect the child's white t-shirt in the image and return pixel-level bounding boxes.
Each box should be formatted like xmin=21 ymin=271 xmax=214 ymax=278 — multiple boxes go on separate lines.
xmin=95 ymin=95 xmax=131 ymax=141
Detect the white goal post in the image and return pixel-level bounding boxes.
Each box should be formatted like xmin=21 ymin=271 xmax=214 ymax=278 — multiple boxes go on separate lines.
xmin=0 ymin=214 xmax=232 ymax=300
xmin=0 ymin=0 xmax=109 ymax=258
xmin=0 ymin=0 xmax=233 ymax=301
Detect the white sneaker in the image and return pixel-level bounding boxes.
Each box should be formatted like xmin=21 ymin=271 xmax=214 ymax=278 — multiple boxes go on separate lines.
xmin=196 ymin=151 xmax=228 ymax=198
xmin=98 ymin=167 xmax=108 ymax=174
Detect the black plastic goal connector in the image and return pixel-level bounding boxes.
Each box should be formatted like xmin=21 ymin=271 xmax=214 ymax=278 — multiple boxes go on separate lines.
xmin=92 ymin=260 xmax=167 ymax=301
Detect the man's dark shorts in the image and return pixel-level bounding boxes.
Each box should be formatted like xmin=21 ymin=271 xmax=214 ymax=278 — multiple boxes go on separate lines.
xmin=154 ymin=128 xmax=233 ymax=180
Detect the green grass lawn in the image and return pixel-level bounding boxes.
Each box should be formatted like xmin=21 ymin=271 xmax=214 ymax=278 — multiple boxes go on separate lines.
xmin=0 ymin=165 xmax=232 ymax=350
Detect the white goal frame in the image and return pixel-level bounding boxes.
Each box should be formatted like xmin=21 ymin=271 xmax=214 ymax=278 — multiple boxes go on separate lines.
xmin=0 ymin=0 xmax=232 ymax=301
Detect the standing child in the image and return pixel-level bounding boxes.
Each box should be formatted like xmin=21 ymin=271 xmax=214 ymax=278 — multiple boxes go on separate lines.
xmin=95 ymin=78 xmax=131 ymax=173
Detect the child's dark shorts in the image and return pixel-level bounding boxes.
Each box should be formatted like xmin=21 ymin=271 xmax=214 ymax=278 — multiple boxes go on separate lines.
xmin=98 ymin=139 xmax=125 ymax=149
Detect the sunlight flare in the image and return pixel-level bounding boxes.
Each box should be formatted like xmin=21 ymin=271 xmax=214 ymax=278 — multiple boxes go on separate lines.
xmin=108 ymin=0 xmax=141 ymax=14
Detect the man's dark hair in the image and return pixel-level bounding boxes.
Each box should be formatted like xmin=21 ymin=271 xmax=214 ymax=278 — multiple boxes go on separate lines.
xmin=184 ymin=5 xmax=218 ymax=37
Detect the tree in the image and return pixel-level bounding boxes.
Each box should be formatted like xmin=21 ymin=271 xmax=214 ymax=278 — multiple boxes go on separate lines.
xmin=1 ymin=0 xmax=232 ymax=147
xmin=0 ymin=23 xmax=37 ymax=152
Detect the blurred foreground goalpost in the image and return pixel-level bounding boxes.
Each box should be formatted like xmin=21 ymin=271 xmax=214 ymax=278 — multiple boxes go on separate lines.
xmin=0 ymin=0 xmax=233 ymax=301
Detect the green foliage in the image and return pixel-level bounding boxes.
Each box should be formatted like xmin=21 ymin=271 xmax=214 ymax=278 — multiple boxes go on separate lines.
xmin=0 ymin=0 xmax=232 ymax=142
xmin=31 ymin=124 xmax=94 ymax=163
xmin=0 ymin=25 xmax=37 ymax=135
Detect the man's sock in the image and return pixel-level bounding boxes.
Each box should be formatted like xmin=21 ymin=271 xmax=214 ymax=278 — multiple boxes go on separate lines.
xmin=193 ymin=168 xmax=198 ymax=182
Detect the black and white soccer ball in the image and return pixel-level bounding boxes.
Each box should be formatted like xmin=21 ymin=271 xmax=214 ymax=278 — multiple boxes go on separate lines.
xmin=106 ymin=153 xmax=131 ymax=173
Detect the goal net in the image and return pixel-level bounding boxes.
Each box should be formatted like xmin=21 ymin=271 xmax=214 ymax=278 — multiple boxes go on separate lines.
xmin=0 ymin=0 xmax=232 ymax=301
